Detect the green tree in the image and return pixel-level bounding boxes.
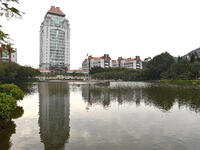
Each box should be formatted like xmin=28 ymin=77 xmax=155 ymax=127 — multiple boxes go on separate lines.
xmin=89 ymin=66 xmax=105 ymax=74
xmin=145 ymin=52 xmax=175 ymax=80
xmin=171 ymin=59 xmax=191 ymax=75
xmin=191 ymin=61 xmax=200 ymax=79
xmin=190 ymin=53 xmax=195 ymax=63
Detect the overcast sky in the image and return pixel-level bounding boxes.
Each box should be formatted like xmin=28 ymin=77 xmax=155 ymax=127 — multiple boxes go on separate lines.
xmin=2 ymin=0 xmax=200 ymax=69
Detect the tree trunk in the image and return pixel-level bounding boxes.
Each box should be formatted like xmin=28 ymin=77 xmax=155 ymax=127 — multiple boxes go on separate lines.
xmin=8 ymin=51 xmax=11 ymax=63
xmin=0 ymin=51 xmax=2 ymax=61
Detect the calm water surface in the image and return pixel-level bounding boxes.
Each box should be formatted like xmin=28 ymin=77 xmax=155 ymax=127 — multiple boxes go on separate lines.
xmin=1 ymin=81 xmax=200 ymax=150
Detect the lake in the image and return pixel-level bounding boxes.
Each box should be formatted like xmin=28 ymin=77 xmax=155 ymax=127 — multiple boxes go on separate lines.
xmin=1 ymin=81 xmax=200 ymax=150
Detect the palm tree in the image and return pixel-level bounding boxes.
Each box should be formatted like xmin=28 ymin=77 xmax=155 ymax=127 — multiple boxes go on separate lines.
xmin=6 ymin=43 xmax=15 ymax=63
xmin=0 ymin=44 xmax=6 ymax=61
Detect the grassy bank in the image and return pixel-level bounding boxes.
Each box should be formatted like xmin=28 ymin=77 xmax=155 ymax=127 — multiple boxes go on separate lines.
xmin=160 ymin=79 xmax=200 ymax=84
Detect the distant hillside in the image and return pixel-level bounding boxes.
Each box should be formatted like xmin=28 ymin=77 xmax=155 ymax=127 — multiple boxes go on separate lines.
xmin=183 ymin=47 xmax=200 ymax=58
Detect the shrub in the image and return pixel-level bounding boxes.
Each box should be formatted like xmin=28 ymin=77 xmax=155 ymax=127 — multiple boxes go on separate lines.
xmin=0 ymin=84 xmax=24 ymax=100
xmin=0 ymin=93 xmax=17 ymax=120
xmin=11 ymin=106 xmax=24 ymax=119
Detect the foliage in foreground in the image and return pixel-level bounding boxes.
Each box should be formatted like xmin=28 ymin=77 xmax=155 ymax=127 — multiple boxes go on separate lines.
xmin=0 ymin=0 xmax=22 ymax=44
xmin=0 ymin=93 xmax=16 ymax=120
xmin=0 ymin=84 xmax=24 ymax=120
xmin=0 ymin=84 xmax=24 ymax=100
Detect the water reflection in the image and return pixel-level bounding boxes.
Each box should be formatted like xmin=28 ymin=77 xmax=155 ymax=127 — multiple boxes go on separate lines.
xmin=81 ymin=84 xmax=200 ymax=112
xmin=3 ymin=82 xmax=200 ymax=150
xmin=0 ymin=121 xmax=16 ymax=150
xmin=17 ymin=83 xmax=38 ymax=96
xmin=38 ymin=82 xmax=70 ymax=150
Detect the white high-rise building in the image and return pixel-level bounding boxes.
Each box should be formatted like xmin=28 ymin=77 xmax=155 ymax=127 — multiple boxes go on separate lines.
xmin=39 ymin=6 xmax=70 ymax=72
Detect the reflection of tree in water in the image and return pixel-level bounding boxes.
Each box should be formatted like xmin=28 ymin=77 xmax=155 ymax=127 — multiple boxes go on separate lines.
xmin=143 ymin=87 xmax=176 ymax=111
xmin=11 ymin=106 xmax=24 ymax=119
xmin=38 ymin=82 xmax=70 ymax=150
xmin=143 ymin=86 xmax=200 ymax=112
xmin=81 ymin=85 xmax=143 ymax=108
xmin=82 ymin=85 xmax=200 ymax=113
xmin=0 ymin=106 xmax=24 ymax=150
xmin=16 ymin=83 xmax=37 ymax=96
xmin=0 ymin=121 xmax=16 ymax=150
xmin=175 ymin=88 xmax=200 ymax=112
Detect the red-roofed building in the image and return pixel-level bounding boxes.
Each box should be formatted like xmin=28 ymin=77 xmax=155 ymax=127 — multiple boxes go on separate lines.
xmin=82 ymin=54 xmax=142 ymax=71
xmin=47 ymin=6 xmax=65 ymax=16
xmin=82 ymin=54 xmax=112 ymax=71
xmin=38 ymin=69 xmax=50 ymax=73
xmin=117 ymin=56 xmax=142 ymax=69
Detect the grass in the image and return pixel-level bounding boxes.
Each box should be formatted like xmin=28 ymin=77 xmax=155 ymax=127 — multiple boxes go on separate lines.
xmin=160 ymin=79 xmax=200 ymax=84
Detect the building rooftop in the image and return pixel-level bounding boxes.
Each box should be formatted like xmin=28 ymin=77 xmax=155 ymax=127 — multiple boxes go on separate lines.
xmin=122 ymin=58 xmax=135 ymax=61
xmin=112 ymin=60 xmax=117 ymax=63
xmin=92 ymin=57 xmax=101 ymax=60
xmin=47 ymin=6 xmax=65 ymax=16
xmin=67 ymin=70 xmax=89 ymax=73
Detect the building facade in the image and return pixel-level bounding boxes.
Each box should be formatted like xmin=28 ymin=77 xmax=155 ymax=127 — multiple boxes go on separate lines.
xmin=117 ymin=56 xmax=142 ymax=69
xmin=0 ymin=45 xmax=17 ymax=63
xmin=82 ymin=54 xmax=142 ymax=71
xmin=82 ymin=54 xmax=112 ymax=71
xmin=39 ymin=6 xmax=70 ymax=72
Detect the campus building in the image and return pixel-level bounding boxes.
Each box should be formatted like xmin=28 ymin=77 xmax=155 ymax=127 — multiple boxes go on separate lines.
xmin=116 ymin=56 xmax=142 ymax=69
xmin=82 ymin=54 xmax=112 ymax=71
xmin=39 ymin=6 xmax=70 ymax=72
xmin=0 ymin=45 xmax=17 ymax=63
xmin=82 ymin=54 xmax=143 ymax=71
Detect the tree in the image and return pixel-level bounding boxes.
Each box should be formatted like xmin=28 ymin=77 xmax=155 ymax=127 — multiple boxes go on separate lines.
xmin=89 ymin=66 xmax=105 ymax=74
xmin=177 ymin=56 xmax=182 ymax=61
xmin=6 ymin=43 xmax=15 ymax=62
xmin=0 ymin=0 xmax=23 ymax=44
xmin=145 ymin=52 xmax=175 ymax=80
xmin=190 ymin=53 xmax=195 ymax=63
xmin=191 ymin=61 xmax=200 ymax=79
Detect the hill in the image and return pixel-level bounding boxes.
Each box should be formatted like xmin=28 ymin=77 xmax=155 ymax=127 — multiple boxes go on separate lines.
xmin=183 ymin=47 xmax=200 ymax=58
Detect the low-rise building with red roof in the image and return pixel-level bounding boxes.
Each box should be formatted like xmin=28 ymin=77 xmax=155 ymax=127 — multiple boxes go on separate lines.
xmin=117 ymin=56 xmax=142 ymax=69
xmin=82 ymin=54 xmax=112 ymax=71
xmin=67 ymin=70 xmax=89 ymax=74
xmin=82 ymin=54 xmax=142 ymax=71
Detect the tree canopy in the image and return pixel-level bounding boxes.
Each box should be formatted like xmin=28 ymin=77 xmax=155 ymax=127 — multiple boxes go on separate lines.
xmin=0 ymin=62 xmax=40 ymax=83
xmin=145 ymin=52 xmax=175 ymax=80
xmin=0 ymin=0 xmax=22 ymax=44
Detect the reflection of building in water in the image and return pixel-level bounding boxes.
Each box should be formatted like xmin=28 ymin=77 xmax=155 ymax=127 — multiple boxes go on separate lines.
xmin=81 ymin=85 xmax=143 ymax=108
xmin=38 ymin=82 xmax=70 ymax=150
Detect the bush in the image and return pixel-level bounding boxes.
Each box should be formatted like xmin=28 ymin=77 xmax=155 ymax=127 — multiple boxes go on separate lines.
xmin=0 ymin=93 xmax=17 ymax=119
xmin=11 ymin=106 xmax=24 ymax=119
xmin=0 ymin=84 xmax=24 ymax=100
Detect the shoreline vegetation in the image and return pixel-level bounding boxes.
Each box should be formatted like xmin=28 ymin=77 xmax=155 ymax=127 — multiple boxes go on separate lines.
xmin=0 ymin=1 xmax=39 ymax=122
xmin=89 ymin=52 xmax=200 ymax=82
xmin=0 ymin=62 xmax=39 ymax=121
xmin=160 ymin=79 xmax=200 ymax=84
xmin=0 ymin=84 xmax=24 ymax=120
